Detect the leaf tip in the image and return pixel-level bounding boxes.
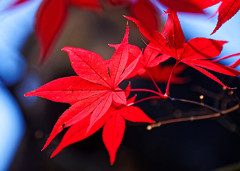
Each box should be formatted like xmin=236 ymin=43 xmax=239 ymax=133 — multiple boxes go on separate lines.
xmin=221 ymin=40 xmax=228 ymax=45
xmin=41 ymin=146 xmax=46 ymax=152
xmin=110 ymin=161 xmax=115 ymax=166
xmin=109 ymin=155 xmax=116 ymax=165
xmin=42 ymin=138 xmax=53 ymax=151
xmin=211 ymin=25 xmax=220 ymax=35
xmin=61 ymin=47 xmax=71 ymax=52
xmin=50 ymin=153 xmax=56 ymax=159
xmin=123 ymin=15 xmax=131 ymax=20
xmin=50 ymin=147 xmax=62 ymax=158
xmin=24 ymin=91 xmax=35 ymax=97
xmin=148 ymin=119 xmax=155 ymax=124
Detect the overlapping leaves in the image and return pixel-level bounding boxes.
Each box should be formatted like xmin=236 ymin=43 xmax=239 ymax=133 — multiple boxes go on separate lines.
xmin=25 ymin=25 xmax=155 ymax=164
xmin=109 ymin=42 xmax=187 ymax=83
xmin=126 ymin=11 xmax=240 ymax=92
xmin=50 ymin=96 xmax=154 ymax=164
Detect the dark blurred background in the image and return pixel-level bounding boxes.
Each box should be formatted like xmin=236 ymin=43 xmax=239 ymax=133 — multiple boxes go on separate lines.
xmin=1 ymin=1 xmax=240 ymax=171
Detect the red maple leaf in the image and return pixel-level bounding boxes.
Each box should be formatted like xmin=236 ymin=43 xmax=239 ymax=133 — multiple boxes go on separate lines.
xmin=49 ymin=95 xmax=154 ymax=164
xmin=126 ymin=43 xmax=172 ymax=78
xmin=212 ymin=0 xmax=240 ymax=34
xmin=25 ymin=25 xmax=141 ymax=152
xmin=108 ymin=42 xmax=187 ymax=83
xmin=126 ymin=11 xmax=240 ymax=94
xmin=109 ymin=42 xmax=170 ymax=75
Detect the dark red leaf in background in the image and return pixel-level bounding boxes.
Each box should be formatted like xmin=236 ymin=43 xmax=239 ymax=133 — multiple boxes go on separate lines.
xmin=128 ymin=0 xmax=161 ymax=30
xmin=35 ymin=0 xmax=102 ymax=62
xmin=35 ymin=0 xmax=69 ymax=62
xmin=139 ymin=64 xmax=188 ymax=84
xmin=191 ymin=0 xmax=221 ymax=9
xmin=158 ymin=0 xmax=215 ymax=13
xmin=69 ymin=0 xmax=102 ymax=11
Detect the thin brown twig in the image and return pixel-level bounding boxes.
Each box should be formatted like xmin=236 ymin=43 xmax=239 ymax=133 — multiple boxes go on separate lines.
xmin=147 ymin=104 xmax=239 ymax=130
xmin=169 ymin=97 xmax=222 ymax=114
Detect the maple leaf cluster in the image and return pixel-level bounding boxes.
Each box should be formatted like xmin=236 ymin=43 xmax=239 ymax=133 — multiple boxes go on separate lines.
xmin=25 ymin=5 xmax=240 ymax=164
xmin=25 ymin=25 xmax=155 ymax=164
xmin=125 ymin=11 xmax=240 ymax=94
